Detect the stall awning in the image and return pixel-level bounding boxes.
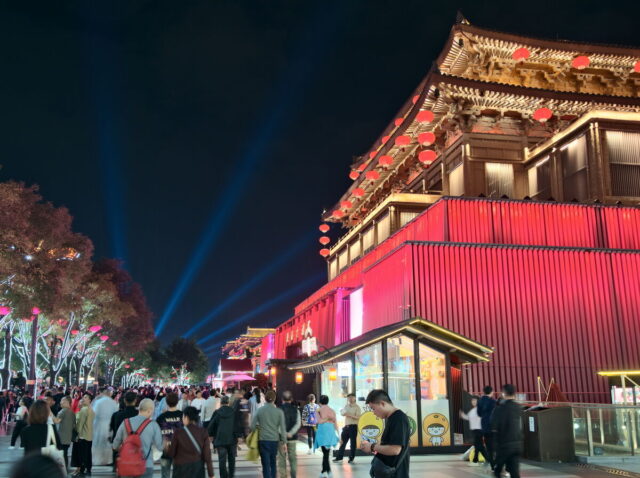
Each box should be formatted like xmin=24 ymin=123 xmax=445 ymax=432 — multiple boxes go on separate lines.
xmin=288 ymin=317 xmax=493 ymax=373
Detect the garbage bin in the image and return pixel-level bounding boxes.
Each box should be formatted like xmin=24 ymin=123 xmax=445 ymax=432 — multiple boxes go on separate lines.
xmin=523 ymin=406 xmax=575 ymax=462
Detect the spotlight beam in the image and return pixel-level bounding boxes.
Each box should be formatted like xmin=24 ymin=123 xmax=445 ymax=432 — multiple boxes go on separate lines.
xmin=197 ymin=272 xmax=324 ymax=346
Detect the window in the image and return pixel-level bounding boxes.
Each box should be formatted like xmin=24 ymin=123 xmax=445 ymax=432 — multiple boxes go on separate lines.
xmin=362 ymin=226 xmax=374 ymax=253
xmin=528 ymin=157 xmax=551 ymax=200
xmin=485 ymin=162 xmax=514 ymax=198
xmin=419 ymin=343 xmax=450 ymax=447
xmin=377 ymin=213 xmax=391 ymax=243
xmin=449 ymin=163 xmax=464 ymax=196
xmin=349 ymin=288 xmax=363 ymax=340
xmin=355 ymin=343 xmax=383 ymax=402
xmin=400 ymin=211 xmax=419 ymax=227
xmin=338 ymin=248 xmax=348 ymax=272
xmin=349 ymin=239 xmax=361 ymax=263
xmin=321 ymin=359 xmax=353 ymax=430
xmin=329 ymin=258 xmax=338 ymax=280
xmin=605 ymin=130 xmax=640 ymax=197
xmin=561 ymin=135 xmax=588 ymax=201
xmin=387 ymin=335 xmax=419 ymax=446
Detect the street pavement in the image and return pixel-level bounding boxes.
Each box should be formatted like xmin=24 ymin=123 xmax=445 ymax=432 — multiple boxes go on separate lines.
xmin=0 ymin=422 xmax=634 ymax=478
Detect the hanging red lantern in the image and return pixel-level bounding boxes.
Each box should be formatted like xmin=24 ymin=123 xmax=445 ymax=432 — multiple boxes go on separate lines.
xmin=319 ymin=248 xmax=330 ymax=257
xmin=129 ymin=357 xmax=135 ymax=362
xmin=365 ymin=170 xmax=380 ymax=181
xmin=349 ymin=170 xmax=359 ymax=180
xmin=416 ymin=110 xmax=435 ymax=123
xmin=88 ymin=325 xmax=102 ymax=333
xmin=353 ymin=187 xmax=365 ymax=197
xmin=394 ymin=118 xmax=404 ymax=127
xmin=418 ymin=132 xmax=436 ymax=146
xmin=634 ymin=61 xmax=640 ymax=73
xmin=394 ymin=135 xmax=411 ymax=147
xmin=32 ymin=307 xmax=41 ymax=315
xmin=378 ymin=155 xmax=393 ymax=167
xmin=412 ymin=95 xmax=420 ymax=104
xmin=572 ymin=55 xmax=590 ymax=69
xmin=295 ymin=371 xmax=304 ymax=384
xmin=0 ymin=306 xmax=11 ymax=316
xmin=332 ymin=209 xmax=345 ymax=218
xmin=533 ymin=107 xmax=553 ymax=122
xmin=319 ymin=224 xmax=330 ymax=233
xmin=512 ymin=47 xmax=530 ymax=61
xmin=369 ymin=151 xmax=377 ymax=159
xmin=125 ymin=365 xmax=130 ymax=369
xmin=381 ymin=135 xmax=390 ymax=144
xmin=71 ymin=330 xmax=79 ymax=336
xmin=112 ymin=341 xmax=119 ymax=346
xmin=340 ymin=200 xmax=353 ymax=209
xmin=319 ymin=236 xmax=330 ymax=245
xmin=357 ymin=162 xmax=368 ymax=172
xmin=328 ymin=367 xmax=338 ymax=381
xmin=419 ymin=150 xmax=437 ymax=165
xmin=99 ymin=335 xmax=109 ymax=341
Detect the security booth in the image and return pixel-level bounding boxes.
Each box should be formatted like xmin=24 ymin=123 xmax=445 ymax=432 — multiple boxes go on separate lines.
xmin=287 ymin=318 xmax=493 ymax=453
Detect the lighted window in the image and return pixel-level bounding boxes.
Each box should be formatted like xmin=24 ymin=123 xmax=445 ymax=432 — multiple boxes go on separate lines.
xmin=419 ymin=343 xmax=450 ymax=447
xmin=605 ymin=130 xmax=640 ymax=197
xmin=338 ymin=248 xmax=348 ymax=272
xmin=355 ymin=343 xmax=383 ymax=402
xmin=527 ymin=157 xmax=551 ymax=200
xmin=329 ymin=258 xmax=338 ymax=280
xmin=387 ymin=335 xmax=419 ymax=446
xmin=561 ymin=135 xmax=588 ymax=201
xmin=349 ymin=239 xmax=361 ymax=263
xmin=377 ymin=213 xmax=390 ymax=243
xmin=485 ymin=162 xmax=514 ymax=198
xmin=362 ymin=225 xmax=374 ymax=253
xmin=400 ymin=211 xmax=419 ymax=227
xmin=449 ymin=163 xmax=464 ymax=196
xmin=349 ymin=288 xmax=363 ymax=340
xmin=321 ymin=359 xmax=353 ymax=430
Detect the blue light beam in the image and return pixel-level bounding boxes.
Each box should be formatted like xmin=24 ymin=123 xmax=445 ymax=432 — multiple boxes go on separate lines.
xmin=183 ymin=231 xmax=314 ymax=338
xmin=197 ymin=272 xmax=325 ymax=346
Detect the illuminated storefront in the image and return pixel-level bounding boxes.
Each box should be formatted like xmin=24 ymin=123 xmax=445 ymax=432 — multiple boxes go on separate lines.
xmin=289 ymin=318 xmax=492 ymax=451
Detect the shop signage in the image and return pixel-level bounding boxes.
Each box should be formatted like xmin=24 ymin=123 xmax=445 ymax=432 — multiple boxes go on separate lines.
xmin=301 ymin=320 xmax=318 ymax=356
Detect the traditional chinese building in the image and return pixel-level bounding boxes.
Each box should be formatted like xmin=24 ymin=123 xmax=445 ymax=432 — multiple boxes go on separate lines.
xmin=262 ymin=17 xmax=640 ymax=452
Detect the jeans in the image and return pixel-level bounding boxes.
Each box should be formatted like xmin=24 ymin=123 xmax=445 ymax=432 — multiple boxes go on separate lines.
xmin=217 ymin=445 xmax=236 ymax=478
xmin=321 ymin=446 xmax=331 ymax=473
xmin=472 ymin=430 xmax=491 ymax=464
xmin=277 ymin=440 xmax=297 ymax=478
xmin=336 ymin=424 xmax=357 ymax=461
xmin=494 ymin=450 xmax=520 ymax=478
xmin=160 ymin=457 xmax=173 ymax=478
xmin=258 ymin=440 xmax=278 ymax=478
xmin=306 ymin=426 xmax=315 ymax=449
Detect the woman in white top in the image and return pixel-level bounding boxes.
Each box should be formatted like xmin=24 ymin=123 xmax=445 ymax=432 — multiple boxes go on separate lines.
xmin=9 ymin=399 xmax=28 ymax=448
xmin=460 ymin=396 xmax=492 ymax=467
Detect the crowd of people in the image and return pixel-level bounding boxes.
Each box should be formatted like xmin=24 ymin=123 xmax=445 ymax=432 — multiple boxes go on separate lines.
xmin=3 ymin=381 xmax=524 ymax=478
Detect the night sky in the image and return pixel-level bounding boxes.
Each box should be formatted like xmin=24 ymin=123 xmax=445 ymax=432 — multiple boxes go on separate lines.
xmin=2 ymin=1 xmax=639 ymax=366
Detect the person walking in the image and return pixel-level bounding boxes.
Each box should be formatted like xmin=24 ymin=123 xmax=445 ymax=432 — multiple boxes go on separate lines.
xmin=91 ymin=388 xmax=118 ymax=466
xmin=55 ymin=396 xmax=76 ymax=470
xmin=491 ymin=384 xmax=523 ymax=478
xmin=190 ymin=390 xmax=205 ymax=414
xmin=277 ymin=391 xmax=301 ymax=478
xmin=112 ymin=398 xmax=164 ymax=478
xmin=460 ymin=396 xmax=492 ymax=467
xmin=19 ymin=399 xmax=63 ymax=455
xmin=157 ymin=392 xmax=184 ymax=478
xmin=72 ymin=393 xmax=95 ymax=477
xmin=250 ymin=390 xmax=286 ymax=478
xmin=477 ymin=385 xmax=497 ymax=468
xmin=9 ymin=398 xmax=28 ymax=449
xmin=110 ymin=391 xmax=139 ymax=473
xmin=201 ymin=391 xmax=216 ymax=429
xmin=333 ymin=393 xmax=361 ymax=464
xmin=360 ymin=389 xmax=410 ymax=478
xmin=301 ymin=394 xmax=319 ymax=454
xmin=165 ymin=406 xmax=214 ymax=478
xmin=248 ymin=388 xmax=263 ymax=422
xmin=208 ymin=395 xmax=239 ymax=478
xmin=314 ymin=395 xmax=339 ymax=478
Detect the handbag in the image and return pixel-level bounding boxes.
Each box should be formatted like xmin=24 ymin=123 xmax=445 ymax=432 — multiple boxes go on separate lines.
xmin=246 ymin=428 xmax=260 ymax=462
xmin=370 ymin=443 xmax=409 ymax=478
xmin=42 ymin=424 xmax=66 ymax=473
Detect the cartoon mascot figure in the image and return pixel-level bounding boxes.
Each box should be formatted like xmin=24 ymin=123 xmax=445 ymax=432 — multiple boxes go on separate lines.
xmin=423 ymin=413 xmax=449 ymax=446
xmin=357 ymin=411 xmax=384 ymax=445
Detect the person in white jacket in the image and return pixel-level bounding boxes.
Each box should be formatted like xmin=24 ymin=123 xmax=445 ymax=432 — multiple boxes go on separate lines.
xmin=460 ymin=396 xmax=492 ymax=467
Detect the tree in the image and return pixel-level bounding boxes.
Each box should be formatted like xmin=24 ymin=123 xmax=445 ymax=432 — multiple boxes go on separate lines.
xmin=164 ymin=337 xmax=209 ymax=384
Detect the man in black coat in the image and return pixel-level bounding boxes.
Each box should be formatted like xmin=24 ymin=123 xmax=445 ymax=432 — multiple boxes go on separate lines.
xmin=476 ymin=385 xmax=497 ymax=467
xmin=209 ymin=395 xmax=239 ymax=478
xmin=109 ymin=391 xmax=138 ymax=471
xmin=491 ymin=384 xmax=523 ymax=478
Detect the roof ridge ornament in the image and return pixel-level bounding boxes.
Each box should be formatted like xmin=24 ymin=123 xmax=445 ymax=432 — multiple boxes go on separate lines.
xmin=455 ymin=11 xmax=470 ymax=25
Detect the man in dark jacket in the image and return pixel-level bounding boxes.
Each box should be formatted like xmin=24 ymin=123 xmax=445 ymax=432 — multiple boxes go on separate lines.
xmin=278 ymin=391 xmax=301 ymax=478
xmin=208 ymin=395 xmax=238 ymax=478
xmin=109 ymin=391 xmax=138 ymax=472
xmin=491 ymin=384 xmax=522 ymax=478
xmin=477 ymin=385 xmax=496 ymax=467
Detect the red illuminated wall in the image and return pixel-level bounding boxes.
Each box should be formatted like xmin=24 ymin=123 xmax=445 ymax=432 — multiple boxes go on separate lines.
xmin=273 ymin=198 xmax=640 ymax=402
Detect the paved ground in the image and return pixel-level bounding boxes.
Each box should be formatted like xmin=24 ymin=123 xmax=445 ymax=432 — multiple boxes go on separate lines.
xmin=0 ymin=422 xmax=636 ymax=478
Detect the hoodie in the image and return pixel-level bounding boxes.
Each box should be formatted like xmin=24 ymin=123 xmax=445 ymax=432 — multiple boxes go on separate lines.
xmin=208 ymin=405 xmax=238 ymax=447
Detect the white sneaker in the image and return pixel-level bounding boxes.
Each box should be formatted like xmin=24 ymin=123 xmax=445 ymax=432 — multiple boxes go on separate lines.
xmin=8 ymin=446 xmax=14 ymax=450
xmin=307 ymin=449 xmax=313 ymax=455
xmin=319 ymin=473 xmax=327 ymax=478
xmin=327 ymin=473 xmax=333 ymax=478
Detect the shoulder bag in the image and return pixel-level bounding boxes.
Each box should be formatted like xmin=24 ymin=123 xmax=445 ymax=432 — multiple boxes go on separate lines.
xmin=370 ymin=443 xmax=409 ymax=478
xmin=42 ymin=424 xmax=66 ymax=473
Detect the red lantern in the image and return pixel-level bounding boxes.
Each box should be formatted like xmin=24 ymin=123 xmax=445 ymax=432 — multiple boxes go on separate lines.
xmin=0 ymin=306 xmax=11 ymax=316
xmin=378 ymin=155 xmax=393 ymax=167
xmin=32 ymin=307 xmax=41 ymax=315
xmin=112 ymin=341 xmax=119 ymax=345
xmin=369 ymin=151 xmax=377 ymax=159
xmin=419 ymin=150 xmax=437 ymax=165
xmin=418 ymin=132 xmax=436 ymax=146
xmin=357 ymin=162 xmax=368 ymax=172
xmin=381 ymin=135 xmax=390 ymax=144
xmin=512 ymin=47 xmax=530 ymax=61
xmin=353 ymin=188 xmax=365 ymax=197
xmin=125 ymin=365 xmax=130 ymax=369
xmin=365 ymin=170 xmax=380 ymax=181
xmin=533 ymin=107 xmax=553 ymax=123
xmin=349 ymin=170 xmax=359 ymax=180
xmin=416 ymin=110 xmax=434 ymax=123
xmin=129 ymin=357 xmax=135 ymax=362
xmin=394 ymin=135 xmax=411 ymax=147
xmin=295 ymin=371 xmax=303 ymax=384
xmin=89 ymin=325 xmax=102 ymax=333
xmin=635 ymin=61 xmax=640 ymax=73
xmin=319 ymin=224 xmax=330 ymax=233
xmin=71 ymin=330 xmax=79 ymax=335
xmin=332 ymin=209 xmax=345 ymax=218
xmin=99 ymin=335 xmax=109 ymax=341
xmin=340 ymin=200 xmax=353 ymax=209
xmin=319 ymin=236 xmax=330 ymax=245
xmin=572 ymin=55 xmax=590 ymax=69
xmin=319 ymin=248 xmax=330 ymax=257
xmin=394 ymin=118 xmax=404 ymax=127
xmin=412 ymin=95 xmax=420 ymax=104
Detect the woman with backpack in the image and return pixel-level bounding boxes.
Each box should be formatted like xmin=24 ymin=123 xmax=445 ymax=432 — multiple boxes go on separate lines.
xmin=165 ymin=406 xmax=214 ymax=478
xmin=301 ymin=394 xmax=319 ymax=454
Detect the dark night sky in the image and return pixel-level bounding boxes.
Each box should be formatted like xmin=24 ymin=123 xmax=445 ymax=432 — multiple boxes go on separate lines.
xmin=1 ymin=0 xmax=638 ymax=367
